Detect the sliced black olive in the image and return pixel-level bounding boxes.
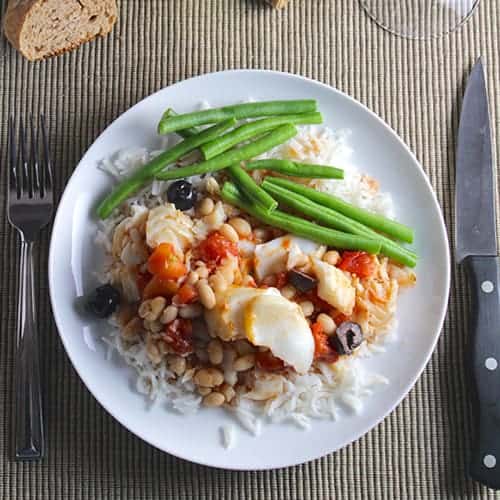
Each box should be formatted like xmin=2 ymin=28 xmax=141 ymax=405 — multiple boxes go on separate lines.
xmin=166 ymin=180 xmax=197 ymax=211
xmin=329 ymin=321 xmax=364 ymax=355
xmin=287 ymin=269 xmax=318 ymax=293
xmin=86 ymin=284 xmax=121 ymax=318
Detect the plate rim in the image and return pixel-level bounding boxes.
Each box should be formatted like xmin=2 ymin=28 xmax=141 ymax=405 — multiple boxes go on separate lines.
xmin=48 ymin=69 xmax=451 ymax=470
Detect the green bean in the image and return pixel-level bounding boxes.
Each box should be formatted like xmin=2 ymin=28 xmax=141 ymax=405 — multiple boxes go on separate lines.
xmin=227 ymin=165 xmax=277 ymax=212
xmin=157 ymin=100 xmax=317 ymax=135
xmin=265 ymin=177 xmax=414 ymax=244
xmin=221 ymin=182 xmax=382 ymax=255
xmin=96 ymin=119 xmax=236 ymax=219
xmin=200 ymin=113 xmax=323 ymax=159
xmin=262 ymin=180 xmax=416 ymax=267
xmin=161 ymin=109 xmax=200 ymax=138
xmin=245 ymin=159 xmax=344 ymax=179
xmin=155 ymin=124 xmax=298 ymax=181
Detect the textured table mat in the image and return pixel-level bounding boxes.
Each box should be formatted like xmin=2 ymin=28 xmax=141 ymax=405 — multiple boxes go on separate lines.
xmin=1 ymin=0 xmax=500 ymax=498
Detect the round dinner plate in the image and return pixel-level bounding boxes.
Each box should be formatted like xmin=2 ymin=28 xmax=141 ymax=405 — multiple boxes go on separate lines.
xmin=49 ymin=70 xmax=450 ymax=470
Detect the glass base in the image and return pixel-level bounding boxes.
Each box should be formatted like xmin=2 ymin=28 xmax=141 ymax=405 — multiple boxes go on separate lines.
xmin=359 ymin=0 xmax=480 ymax=39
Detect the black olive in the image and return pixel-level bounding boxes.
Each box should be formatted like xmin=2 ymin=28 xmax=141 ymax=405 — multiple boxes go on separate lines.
xmin=287 ymin=269 xmax=318 ymax=293
xmin=167 ymin=180 xmax=196 ymax=210
xmin=86 ymin=284 xmax=121 ymax=318
xmin=329 ymin=321 xmax=364 ymax=355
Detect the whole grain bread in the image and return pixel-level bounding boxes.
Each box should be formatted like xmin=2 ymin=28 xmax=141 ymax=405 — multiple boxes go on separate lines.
xmin=3 ymin=0 xmax=117 ymax=61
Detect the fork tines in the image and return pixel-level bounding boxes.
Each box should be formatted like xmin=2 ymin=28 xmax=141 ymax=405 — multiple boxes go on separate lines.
xmin=8 ymin=115 xmax=53 ymax=201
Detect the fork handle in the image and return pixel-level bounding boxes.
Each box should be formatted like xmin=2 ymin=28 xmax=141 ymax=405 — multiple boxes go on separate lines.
xmin=15 ymin=239 xmax=45 ymax=461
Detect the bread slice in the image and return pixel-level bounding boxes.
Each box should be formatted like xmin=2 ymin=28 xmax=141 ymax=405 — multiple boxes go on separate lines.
xmin=3 ymin=0 xmax=117 ymax=61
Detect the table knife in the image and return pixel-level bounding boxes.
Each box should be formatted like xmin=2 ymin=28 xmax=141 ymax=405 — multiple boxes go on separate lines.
xmin=456 ymin=57 xmax=500 ymax=490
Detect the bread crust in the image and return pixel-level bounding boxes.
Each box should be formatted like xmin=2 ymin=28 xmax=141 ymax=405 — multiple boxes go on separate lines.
xmin=3 ymin=0 xmax=118 ymax=60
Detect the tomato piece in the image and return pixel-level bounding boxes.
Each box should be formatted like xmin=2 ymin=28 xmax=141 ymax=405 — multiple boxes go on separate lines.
xmin=332 ymin=312 xmax=351 ymax=324
xmin=147 ymin=243 xmax=187 ymax=281
xmin=197 ymin=231 xmax=239 ymax=267
xmin=142 ymin=275 xmax=179 ymax=299
xmin=338 ymin=251 xmax=376 ymax=279
xmin=256 ymin=351 xmax=285 ymax=371
xmin=311 ymin=321 xmax=338 ymax=363
xmin=176 ymin=283 xmax=198 ymax=304
xmin=163 ymin=318 xmax=193 ymax=355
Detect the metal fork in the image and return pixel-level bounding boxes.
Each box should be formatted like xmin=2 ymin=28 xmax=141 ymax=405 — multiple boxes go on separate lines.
xmin=7 ymin=115 xmax=53 ymax=461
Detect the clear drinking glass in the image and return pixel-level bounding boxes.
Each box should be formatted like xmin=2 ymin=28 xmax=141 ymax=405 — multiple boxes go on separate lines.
xmin=359 ymin=0 xmax=480 ymax=39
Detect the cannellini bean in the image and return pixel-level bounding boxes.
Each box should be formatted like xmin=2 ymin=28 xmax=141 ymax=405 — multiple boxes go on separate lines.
xmin=299 ymin=300 xmax=314 ymax=317
xmin=323 ymin=250 xmax=341 ymax=266
xmin=167 ymin=355 xmax=186 ymax=376
xmin=219 ymin=265 xmax=234 ymax=285
xmin=281 ymin=284 xmax=296 ymax=299
xmin=198 ymin=197 xmax=214 ymax=216
xmin=209 ymin=273 xmax=228 ymax=294
xmin=234 ymin=340 xmax=255 ymax=356
xmin=254 ymin=228 xmax=269 ymax=242
xmin=210 ymin=368 xmax=224 ymax=386
xmin=138 ymin=300 xmax=151 ymax=319
xmin=186 ymin=271 xmax=199 ymax=285
xmin=157 ymin=340 xmax=169 ymax=355
xmin=160 ymin=305 xmax=178 ymax=324
xmin=225 ymin=370 xmax=238 ymax=386
xmin=228 ymin=217 xmax=252 ymax=238
xmin=196 ymin=265 xmax=209 ymax=279
xmin=219 ymin=223 xmax=239 ymax=243
xmin=194 ymin=368 xmax=224 ymax=387
xmin=205 ymin=211 xmax=220 ymax=229
xmin=203 ymin=392 xmax=225 ymax=407
xmin=138 ymin=297 xmax=166 ymax=321
xmin=146 ymin=342 xmax=162 ymax=365
xmin=207 ymin=339 xmax=224 ymax=365
xmin=143 ymin=319 xmax=163 ymax=333
xmin=205 ymin=177 xmax=220 ymax=195
xmin=220 ymin=383 xmax=236 ymax=402
xmin=233 ymin=353 xmax=255 ymax=372
xmin=121 ymin=317 xmax=142 ymax=340
xmin=317 ymin=313 xmax=336 ymax=335
xmin=179 ymin=304 xmax=203 ymax=319
xmin=197 ymin=280 xmax=216 ymax=310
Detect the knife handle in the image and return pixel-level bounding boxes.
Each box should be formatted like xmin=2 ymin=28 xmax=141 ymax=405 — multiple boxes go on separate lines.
xmin=465 ymin=255 xmax=500 ymax=490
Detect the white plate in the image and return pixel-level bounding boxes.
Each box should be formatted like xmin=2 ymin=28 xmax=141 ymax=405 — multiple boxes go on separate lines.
xmin=49 ymin=70 xmax=450 ymax=470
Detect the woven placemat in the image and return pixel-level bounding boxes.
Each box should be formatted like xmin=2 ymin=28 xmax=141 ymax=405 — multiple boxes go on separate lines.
xmin=1 ymin=0 xmax=499 ymax=498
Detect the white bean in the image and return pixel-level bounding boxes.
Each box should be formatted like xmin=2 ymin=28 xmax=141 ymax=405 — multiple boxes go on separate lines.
xmin=323 ymin=250 xmax=341 ymax=266
xmin=299 ymin=300 xmax=314 ymax=317
xmin=207 ymin=339 xmax=224 ymax=365
xmin=160 ymin=305 xmax=178 ymax=324
xmin=228 ymin=217 xmax=252 ymax=238
xmin=203 ymin=392 xmax=225 ymax=407
xmin=317 ymin=313 xmax=336 ymax=334
xmin=198 ymin=197 xmax=214 ymax=216
xmin=220 ymin=223 xmax=239 ymax=243
xmin=197 ymin=280 xmax=216 ymax=310
xmin=234 ymin=353 xmax=255 ymax=372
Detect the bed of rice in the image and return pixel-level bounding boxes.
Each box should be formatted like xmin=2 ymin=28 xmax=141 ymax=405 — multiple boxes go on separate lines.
xmin=96 ymin=122 xmax=399 ymax=449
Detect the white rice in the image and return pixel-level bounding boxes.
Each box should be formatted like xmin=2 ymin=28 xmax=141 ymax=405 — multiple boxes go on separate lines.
xmin=96 ymin=117 xmax=397 ymax=446
xmin=221 ymin=424 xmax=236 ymax=449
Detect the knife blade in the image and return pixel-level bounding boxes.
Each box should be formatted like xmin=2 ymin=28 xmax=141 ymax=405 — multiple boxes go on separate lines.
xmin=456 ymin=58 xmax=497 ymax=262
xmin=456 ymin=58 xmax=500 ymax=490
